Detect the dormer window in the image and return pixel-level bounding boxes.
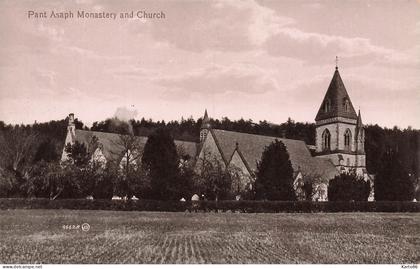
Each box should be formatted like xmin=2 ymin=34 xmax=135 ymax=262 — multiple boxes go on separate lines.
xmin=343 ymin=99 xmax=350 ymax=112
xmin=324 ymin=99 xmax=331 ymax=112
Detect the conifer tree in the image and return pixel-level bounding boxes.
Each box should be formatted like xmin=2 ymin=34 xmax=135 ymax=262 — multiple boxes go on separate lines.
xmin=142 ymin=128 xmax=183 ymax=200
xmin=255 ymin=139 xmax=296 ymax=200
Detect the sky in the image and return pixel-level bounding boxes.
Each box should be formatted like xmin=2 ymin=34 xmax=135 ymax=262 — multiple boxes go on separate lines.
xmin=0 ymin=0 xmax=419 ymax=129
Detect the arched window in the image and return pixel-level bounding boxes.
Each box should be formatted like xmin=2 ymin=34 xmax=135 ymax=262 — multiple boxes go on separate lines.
xmin=324 ymin=99 xmax=331 ymax=112
xmin=322 ymin=129 xmax=331 ymax=151
xmin=344 ymin=129 xmax=352 ymax=151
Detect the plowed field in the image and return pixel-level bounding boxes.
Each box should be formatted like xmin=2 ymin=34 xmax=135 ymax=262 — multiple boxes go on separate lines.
xmin=0 ymin=210 xmax=418 ymax=263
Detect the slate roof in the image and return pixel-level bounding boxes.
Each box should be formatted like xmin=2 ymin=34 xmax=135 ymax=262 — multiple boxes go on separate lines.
xmin=315 ymin=68 xmax=358 ymax=121
xmin=74 ymin=129 xmax=197 ymax=162
xmin=211 ymin=129 xmax=338 ymax=180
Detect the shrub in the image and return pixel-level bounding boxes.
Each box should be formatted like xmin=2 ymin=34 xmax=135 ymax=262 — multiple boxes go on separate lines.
xmin=328 ymin=172 xmax=371 ymax=201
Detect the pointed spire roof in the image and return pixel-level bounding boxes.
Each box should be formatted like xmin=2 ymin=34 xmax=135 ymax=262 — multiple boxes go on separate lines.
xmin=315 ymin=68 xmax=358 ymax=121
xmin=355 ymin=109 xmax=364 ymax=139
xmin=201 ymin=109 xmax=211 ymax=129
xmin=356 ymin=109 xmax=363 ymax=128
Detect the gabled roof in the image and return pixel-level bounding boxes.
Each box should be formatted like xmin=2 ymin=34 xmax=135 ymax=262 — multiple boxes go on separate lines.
xmin=211 ymin=129 xmax=337 ymax=180
xmin=74 ymin=129 xmax=197 ymax=162
xmin=315 ymin=68 xmax=358 ymax=121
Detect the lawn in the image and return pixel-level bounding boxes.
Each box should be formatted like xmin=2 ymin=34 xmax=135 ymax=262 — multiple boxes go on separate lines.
xmin=0 ymin=210 xmax=418 ymax=263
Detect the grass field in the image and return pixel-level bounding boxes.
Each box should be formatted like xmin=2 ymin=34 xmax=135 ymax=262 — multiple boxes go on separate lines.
xmin=0 ymin=210 xmax=418 ymax=264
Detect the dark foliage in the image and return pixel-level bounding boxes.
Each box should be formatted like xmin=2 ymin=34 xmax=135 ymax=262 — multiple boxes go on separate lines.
xmin=327 ymin=172 xmax=371 ymax=201
xmin=33 ymin=139 xmax=60 ymax=163
xmin=91 ymin=118 xmax=133 ymax=135
xmin=91 ymin=117 xmax=316 ymax=144
xmin=31 ymin=117 xmax=85 ymax=163
xmin=92 ymin=166 xmax=115 ymax=200
xmin=1 ymin=115 xmax=419 ymax=201
xmin=303 ymin=181 xmax=314 ymax=201
xmin=365 ymin=125 xmax=418 ymax=178
xmin=178 ymin=165 xmax=195 ymax=200
xmin=0 ymin=168 xmax=16 ymax=198
xmin=64 ymin=141 xmax=89 ymax=167
xmin=375 ymin=148 xmax=415 ymax=201
xmin=142 ymin=128 xmax=183 ymax=200
xmin=255 ymin=139 xmax=296 ymax=201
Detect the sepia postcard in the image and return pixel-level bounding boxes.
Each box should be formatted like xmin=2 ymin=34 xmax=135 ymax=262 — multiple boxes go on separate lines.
xmin=0 ymin=0 xmax=419 ymax=267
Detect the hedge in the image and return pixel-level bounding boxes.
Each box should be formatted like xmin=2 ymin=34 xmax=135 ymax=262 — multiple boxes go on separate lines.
xmin=0 ymin=198 xmax=419 ymax=212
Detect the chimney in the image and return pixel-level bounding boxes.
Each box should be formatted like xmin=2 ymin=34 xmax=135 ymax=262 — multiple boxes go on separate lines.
xmin=67 ymin=113 xmax=76 ymax=138
xmin=62 ymin=113 xmax=77 ymax=162
xmin=68 ymin=113 xmax=75 ymax=126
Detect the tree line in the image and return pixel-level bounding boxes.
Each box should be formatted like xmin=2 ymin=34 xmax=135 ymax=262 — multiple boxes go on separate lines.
xmin=0 ymin=116 xmax=418 ymax=200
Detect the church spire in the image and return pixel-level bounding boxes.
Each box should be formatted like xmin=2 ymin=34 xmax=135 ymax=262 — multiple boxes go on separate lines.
xmin=356 ymin=109 xmax=363 ymax=128
xmin=200 ymin=109 xmax=211 ymax=142
xmin=315 ymin=65 xmax=358 ymax=121
xmin=201 ymin=109 xmax=211 ymax=129
xmin=355 ymin=109 xmax=365 ymax=155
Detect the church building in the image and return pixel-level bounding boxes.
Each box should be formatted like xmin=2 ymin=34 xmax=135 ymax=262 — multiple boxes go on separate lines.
xmin=61 ymin=65 xmax=369 ymax=201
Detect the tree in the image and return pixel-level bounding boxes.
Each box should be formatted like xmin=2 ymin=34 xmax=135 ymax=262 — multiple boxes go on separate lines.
xmin=0 ymin=126 xmax=39 ymax=175
xmin=92 ymin=163 xmax=116 ymax=200
xmin=193 ymin=148 xmax=234 ymax=200
xmin=0 ymin=126 xmax=39 ymax=197
xmin=64 ymin=141 xmax=89 ymax=167
xmin=141 ymin=128 xmax=183 ymax=200
xmin=112 ymin=134 xmax=144 ymax=198
xmin=229 ymin=164 xmax=253 ymax=200
xmin=177 ymin=154 xmax=195 ymax=200
xmin=328 ymin=171 xmax=371 ymax=201
xmin=254 ymin=139 xmax=296 ymax=201
xmin=24 ymin=161 xmax=65 ymax=199
xmin=59 ymin=140 xmax=97 ymax=199
xmin=0 ymin=168 xmax=17 ymax=197
xmin=375 ymin=148 xmax=415 ymax=201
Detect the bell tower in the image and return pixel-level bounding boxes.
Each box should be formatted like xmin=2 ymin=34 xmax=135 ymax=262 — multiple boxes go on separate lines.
xmin=314 ymin=64 xmax=366 ymax=176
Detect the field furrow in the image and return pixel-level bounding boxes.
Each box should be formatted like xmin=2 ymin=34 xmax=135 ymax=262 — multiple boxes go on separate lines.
xmin=0 ymin=210 xmax=418 ymax=264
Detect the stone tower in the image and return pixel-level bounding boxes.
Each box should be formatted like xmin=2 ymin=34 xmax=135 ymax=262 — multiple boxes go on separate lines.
xmin=200 ymin=109 xmax=211 ymax=143
xmin=314 ymin=66 xmax=366 ymax=176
